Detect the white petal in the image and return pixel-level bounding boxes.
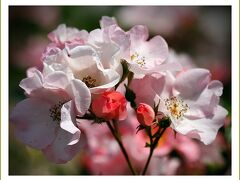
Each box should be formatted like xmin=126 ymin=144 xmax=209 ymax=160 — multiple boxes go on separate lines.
xmin=173 ymin=105 xmax=228 ymax=145
xmin=174 ymin=68 xmax=211 ymax=100
xmin=66 ymin=79 xmax=91 ymax=116
xmin=42 ymin=127 xmax=87 ymax=164
xmin=89 ymin=69 xmax=120 ymax=94
xmin=20 ymin=68 xmax=43 ymax=94
xmin=44 ymin=71 xmax=70 ymax=89
xmin=10 ymin=98 xmax=58 ymax=149
xmin=100 ymin=16 xmax=117 ymax=28
xmin=60 ymin=101 xmax=80 ymax=145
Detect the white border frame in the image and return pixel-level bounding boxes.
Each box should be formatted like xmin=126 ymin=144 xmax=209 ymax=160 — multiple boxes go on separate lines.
xmin=1 ymin=1 xmax=239 ymax=180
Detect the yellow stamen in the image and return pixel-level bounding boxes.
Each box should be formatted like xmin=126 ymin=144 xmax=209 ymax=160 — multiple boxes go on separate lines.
xmin=165 ymin=96 xmax=189 ymax=119
xmin=131 ymin=52 xmax=146 ymax=67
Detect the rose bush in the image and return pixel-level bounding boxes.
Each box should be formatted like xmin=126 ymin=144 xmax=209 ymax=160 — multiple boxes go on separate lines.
xmin=10 ymin=16 xmax=228 ymax=174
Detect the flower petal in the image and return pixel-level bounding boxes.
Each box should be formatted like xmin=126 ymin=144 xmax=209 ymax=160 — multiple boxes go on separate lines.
xmin=44 ymin=71 xmax=70 ymax=89
xmin=174 ymin=68 xmax=211 ymax=100
xmin=129 ymin=25 xmax=149 ymax=43
xmin=42 ymin=127 xmax=87 ymax=164
xmin=66 ymin=79 xmax=91 ymax=116
xmin=100 ymin=16 xmax=117 ymax=28
xmin=142 ymin=36 xmax=169 ymax=62
xmin=60 ymin=101 xmax=80 ymax=145
xmin=20 ymin=68 xmax=43 ymax=94
xmin=48 ymin=24 xmax=88 ymax=45
xmin=10 ymin=98 xmax=58 ymax=149
xmin=130 ymin=75 xmax=165 ymax=106
xmin=65 ymin=45 xmax=100 ymax=72
xmin=90 ymin=69 xmax=120 ymax=94
xmin=173 ymin=105 xmax=228 ymax=145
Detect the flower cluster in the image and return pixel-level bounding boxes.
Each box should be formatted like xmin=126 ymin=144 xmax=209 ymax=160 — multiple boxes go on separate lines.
xmin=10 ymin=16 xmax=228 ymax=174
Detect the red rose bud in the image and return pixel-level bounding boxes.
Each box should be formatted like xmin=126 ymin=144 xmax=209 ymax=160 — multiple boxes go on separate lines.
xmin=136 ymin=103 xmax=155 ymax=126
xmin=91 ymin=91 xmax=127 ymax=121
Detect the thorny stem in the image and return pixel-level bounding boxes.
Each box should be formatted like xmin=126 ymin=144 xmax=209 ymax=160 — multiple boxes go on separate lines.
xmin=106 ymin=121 xmax=137 ymax=175
xmin=141 ymin=128 xmax=167 ymax=175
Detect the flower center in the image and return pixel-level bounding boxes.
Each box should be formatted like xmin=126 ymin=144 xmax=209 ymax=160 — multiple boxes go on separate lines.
xmin=82 ymin=75 xmax=97 ymax=88
xmin=49 ymin=101 xmax=65 ymax=122
xmin=131 ymin=52 xmax=146 ymax=67
xmin=165 ymin=96 xmax=189 ymax=119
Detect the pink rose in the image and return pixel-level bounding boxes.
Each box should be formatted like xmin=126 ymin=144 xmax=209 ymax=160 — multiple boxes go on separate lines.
xmin=91 ymin=91 xmax=127 ymax=121
xmin=136 ymin=103 xmax=155 ymax=126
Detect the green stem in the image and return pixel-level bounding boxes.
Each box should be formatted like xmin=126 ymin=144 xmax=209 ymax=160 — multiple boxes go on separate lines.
xmin=106 ymin=121 xmax=136 ymax=175
xmin=141 ymin=128 xmax=167 ymax=175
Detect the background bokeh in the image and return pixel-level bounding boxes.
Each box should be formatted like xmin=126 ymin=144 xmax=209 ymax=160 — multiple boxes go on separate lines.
xmin=9 ymin=6 xmax=231 ymax=175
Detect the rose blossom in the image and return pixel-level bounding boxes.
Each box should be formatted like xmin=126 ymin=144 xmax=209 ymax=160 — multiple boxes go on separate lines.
xmin=131 ymin=68 xmax=228 ymax=145
xmin=100 ymin=16 xmax=181 ymax=77
xmin=91 ymin=91 xmax=127 ymax=121
xmin=10 ymin=67 xmax=90 ymax=163
xmin=136 ymin=103 xmax=155 ymax=126
xmin=43 ymin=24 xmax=123 ymax=94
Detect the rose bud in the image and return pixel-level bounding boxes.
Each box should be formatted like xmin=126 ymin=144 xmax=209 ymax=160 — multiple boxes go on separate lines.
xmin=91 ymin=91 xmax=127 ymax=121
xmin=136 ymin=103 xmax=155 ymax=126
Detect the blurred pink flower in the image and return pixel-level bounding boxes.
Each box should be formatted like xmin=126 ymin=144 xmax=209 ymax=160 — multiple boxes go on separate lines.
xmin=13 ymin=36 xmax=49 ymax=69
xmin=78 ymin=120 xmax=128 ymax=174
xmin=116 ymin=7 xmax=198 ymax=36
xmin=149 ymin=156 xmax=180 ymax=175
xmin=10 ymin=6 xmax=60 ymax=29
xmin=10 ymin=67 xmax=90 ymax=163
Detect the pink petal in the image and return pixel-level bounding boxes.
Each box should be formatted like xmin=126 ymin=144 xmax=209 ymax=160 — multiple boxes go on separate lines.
xmin=60 ymin=101 xmax=80 ymax=145
xmin=130 ymin=75 xmax=165 ymax=106
xmin=10 ymin=98 xmax=58 ymax=149
xmin=174 ymin=105 xmax=228 ymax=145
xmin=129 ymin=25 xmax=149 ymax=42
xmin=143 ymin=35 xmax=169 ymax=62
xmin=100 ymin=16 xmax=117 ymax=28
xmin=89 ymin=69 xmax=120 ymax=94
xmin=29 ymin=87 xmax=70 ymax=105
xmin=44 ymin=71 xmax=69 ymax=89
xmin=20 ymin=68 xmax=43 ymax=94
xmin=207 ymin=80 xmax=223 ymax=96
xmin=42 ymin=127 xmax=87 ymax=164
xmin=174 ymin=68 xmax=211 ymax=100
xmin=48 ymin=24 xmax=88 ymax=45
xmin=66 ymin=79 xmax=91 ymax=116
xmin=184 ymin=80 xmax=223 ymax=119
